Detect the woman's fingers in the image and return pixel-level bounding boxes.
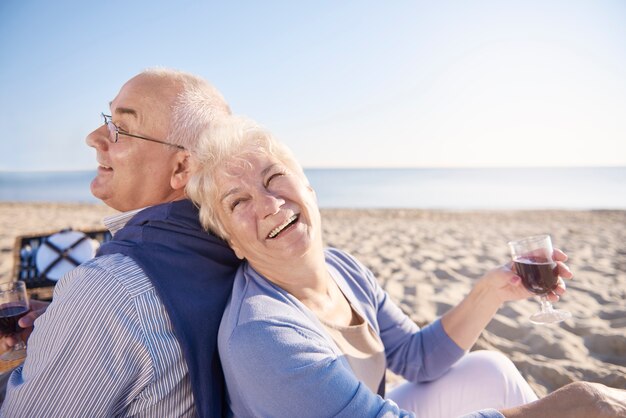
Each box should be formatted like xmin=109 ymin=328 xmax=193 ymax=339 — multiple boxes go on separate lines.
xmin=545 ymin=277 xmax=567 ymax=301
xmin=556 ymin=261 xmax=573 ymax=280
xmin=554 ymin=277 xmax=567 ymax=295
xmin=553 ymin=248 xmax=568 ymax=262
xmin=553 ymin=248 xmax=573 ymax=279
xmin=547 ymin=249 xmax=571 ymax=302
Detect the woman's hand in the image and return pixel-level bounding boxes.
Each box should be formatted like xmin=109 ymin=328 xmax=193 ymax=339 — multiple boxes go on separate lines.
xmin=480 ymin=249 xmax=573 ymax=305
xmin=442 ymin=249 xmax=573 ymax=350
xmin=0 ymin=299 xmax=49 ymax=352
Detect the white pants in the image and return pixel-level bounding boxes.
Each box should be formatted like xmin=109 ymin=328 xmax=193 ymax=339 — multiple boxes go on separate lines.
xmin=387 ymin=350 xmax=538 ymax=418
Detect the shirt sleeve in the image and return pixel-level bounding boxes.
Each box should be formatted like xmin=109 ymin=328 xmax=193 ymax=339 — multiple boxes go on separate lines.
xmin=221 ymin=317 xmax=415 ymax=418
xmin=1 ymin=262 xmax=152 ymax=417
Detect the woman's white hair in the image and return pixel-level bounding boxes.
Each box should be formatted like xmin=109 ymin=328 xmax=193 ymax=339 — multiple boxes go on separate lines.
xmin=186 ymin=116 xmax=306 ymax=240
xmin=141 ymin=67 xmax=231 ymax=154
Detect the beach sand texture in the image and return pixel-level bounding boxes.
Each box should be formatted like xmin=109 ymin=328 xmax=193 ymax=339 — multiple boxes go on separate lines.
xmin=1 ymin=203 xmax=624 ymax=397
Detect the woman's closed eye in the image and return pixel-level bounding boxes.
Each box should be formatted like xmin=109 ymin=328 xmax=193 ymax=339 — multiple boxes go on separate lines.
xmin=264 ymin=171 xmax=286 ymax=188
xmin=229 ymin=197 xmax=248 ymax=211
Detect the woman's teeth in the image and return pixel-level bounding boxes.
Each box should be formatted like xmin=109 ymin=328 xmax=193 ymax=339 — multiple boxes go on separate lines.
xmin=268 ymin=214 xmax=298 ymax=239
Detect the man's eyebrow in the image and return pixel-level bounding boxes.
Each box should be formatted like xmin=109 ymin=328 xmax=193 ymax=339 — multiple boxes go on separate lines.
xmin=108 ymin=103 xmax=138 ymax=118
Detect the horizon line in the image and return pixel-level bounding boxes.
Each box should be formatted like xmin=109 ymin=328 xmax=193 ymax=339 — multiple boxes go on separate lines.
xmin=2 ymin=164 xmax=626 ymax=173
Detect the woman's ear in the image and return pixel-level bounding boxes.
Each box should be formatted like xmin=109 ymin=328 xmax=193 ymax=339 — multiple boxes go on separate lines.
xmin=230 ymin=241 xmax=245 ymax=260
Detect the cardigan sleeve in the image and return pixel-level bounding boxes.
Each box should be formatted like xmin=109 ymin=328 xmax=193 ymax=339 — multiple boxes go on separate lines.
xmin=327 ymin=248 xmax=466 ymax=383
xmin=460 ymin=409 xmax=506 ymax=418
xmin=220 ymin=317 xmax=414 ymax=418
xmin=377 ymin=290 xmax=466 ymax=382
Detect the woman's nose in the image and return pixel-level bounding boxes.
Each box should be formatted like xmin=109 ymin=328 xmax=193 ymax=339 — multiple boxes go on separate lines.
xmin=258 ymin=192 xmax=284 ymax=218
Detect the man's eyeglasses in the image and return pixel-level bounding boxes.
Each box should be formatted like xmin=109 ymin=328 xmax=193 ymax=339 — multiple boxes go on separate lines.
xmin=101 ymin=113 xmax=185 ymax=150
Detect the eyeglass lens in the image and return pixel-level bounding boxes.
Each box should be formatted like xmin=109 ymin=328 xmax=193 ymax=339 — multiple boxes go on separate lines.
xmin=102 ymin=114 xmax=118 ymax=143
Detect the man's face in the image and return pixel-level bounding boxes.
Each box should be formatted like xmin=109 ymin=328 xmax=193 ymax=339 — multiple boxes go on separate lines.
xmin=86 ymin=74 xmax=186 ymax=212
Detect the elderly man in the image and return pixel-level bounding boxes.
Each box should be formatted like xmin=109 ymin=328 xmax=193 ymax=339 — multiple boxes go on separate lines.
xmin=1 ymin=69 xmax=240 ymax=417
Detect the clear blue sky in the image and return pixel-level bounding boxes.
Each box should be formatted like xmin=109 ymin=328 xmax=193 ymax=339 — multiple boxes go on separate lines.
xmin=1 ymin=0 xmax=625 ymax=171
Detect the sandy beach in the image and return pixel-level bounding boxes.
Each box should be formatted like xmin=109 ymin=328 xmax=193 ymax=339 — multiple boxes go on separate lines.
xmin=0 ymin=202 xmax=624 ymax=397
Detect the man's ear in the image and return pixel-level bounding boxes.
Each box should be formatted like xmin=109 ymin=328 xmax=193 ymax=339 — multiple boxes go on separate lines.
xmin=171 ymin=152 xmax=195 ymax=190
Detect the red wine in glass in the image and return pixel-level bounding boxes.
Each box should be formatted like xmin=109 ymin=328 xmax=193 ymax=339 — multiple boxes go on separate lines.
xmin=0 ymin=281 xmax=30 ymax=361
xmin=0 ymin=305 xmax=30 ymax=337
xmin=508 ymin=234 xmax=572 ymax=324
xmin=513 ymin=256 xmax=559 ymax=295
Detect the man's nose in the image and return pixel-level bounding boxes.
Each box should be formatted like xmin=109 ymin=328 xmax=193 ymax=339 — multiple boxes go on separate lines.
xmin=86 ymin=124 xmax=110 ymax=149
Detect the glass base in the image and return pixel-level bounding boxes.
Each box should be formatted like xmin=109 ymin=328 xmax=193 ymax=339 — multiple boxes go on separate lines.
xmin=0 ymin=346 xmax=26 ymax=362
xmin=529 ymin=309 xmax=572 ymax=324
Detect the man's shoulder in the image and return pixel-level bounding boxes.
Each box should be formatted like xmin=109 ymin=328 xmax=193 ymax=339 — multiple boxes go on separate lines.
xmin=84 ymin=252 xmax=136 ymax=269
xmin=56 ymin=253 xmax=154 ymax=299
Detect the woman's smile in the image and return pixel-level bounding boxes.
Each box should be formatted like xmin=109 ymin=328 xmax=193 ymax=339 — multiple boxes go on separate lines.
xmin=267 ymin=214 xmax=300 ymax=239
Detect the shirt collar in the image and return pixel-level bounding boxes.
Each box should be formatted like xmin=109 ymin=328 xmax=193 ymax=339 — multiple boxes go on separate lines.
xmin=103 ymin=207 xmax=147 ymax=236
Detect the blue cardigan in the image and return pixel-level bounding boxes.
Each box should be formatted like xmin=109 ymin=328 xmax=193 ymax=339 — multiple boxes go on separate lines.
xmin=219 ymin=248 xmax=469 ymax=417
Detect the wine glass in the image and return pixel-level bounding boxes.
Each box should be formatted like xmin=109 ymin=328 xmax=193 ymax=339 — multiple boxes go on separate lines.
xmin=0 ymin=281 xmax=30 ymax=361
xmin=508 ymin=234 xmax=572 ymax=324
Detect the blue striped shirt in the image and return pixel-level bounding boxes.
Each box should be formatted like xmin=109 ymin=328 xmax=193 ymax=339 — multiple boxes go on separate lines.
xmin=1 ymin=210 xmax=196 ymax=417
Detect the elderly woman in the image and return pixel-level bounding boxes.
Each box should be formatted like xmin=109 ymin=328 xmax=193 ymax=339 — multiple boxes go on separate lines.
xmin=186 ymin=117 xmax=585 ymax=418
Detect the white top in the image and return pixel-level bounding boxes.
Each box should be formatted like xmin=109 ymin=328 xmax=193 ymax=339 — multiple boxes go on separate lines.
xmin=319 ymin=307 xmax=386 ymax=393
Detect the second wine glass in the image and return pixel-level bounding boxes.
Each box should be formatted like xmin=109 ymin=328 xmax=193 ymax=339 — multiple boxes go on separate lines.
xmin=0 ymin=281 xmax=30 ymax=362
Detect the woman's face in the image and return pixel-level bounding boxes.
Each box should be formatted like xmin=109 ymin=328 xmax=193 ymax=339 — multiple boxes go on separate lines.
xmin=214 ymin=151 xmax=323 ymax=270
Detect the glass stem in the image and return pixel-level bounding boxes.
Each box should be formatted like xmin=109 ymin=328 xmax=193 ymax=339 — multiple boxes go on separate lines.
xmin=539 ymin=296 xmax=554 ymax=313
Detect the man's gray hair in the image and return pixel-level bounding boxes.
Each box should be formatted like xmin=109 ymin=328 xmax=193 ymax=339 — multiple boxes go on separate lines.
xmin=141 ymin=67 xmax=231 ymax=155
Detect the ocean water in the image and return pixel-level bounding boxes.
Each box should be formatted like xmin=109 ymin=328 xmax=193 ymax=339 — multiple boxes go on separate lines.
xmin=1 ymin=167 xmax=625 ymax=210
